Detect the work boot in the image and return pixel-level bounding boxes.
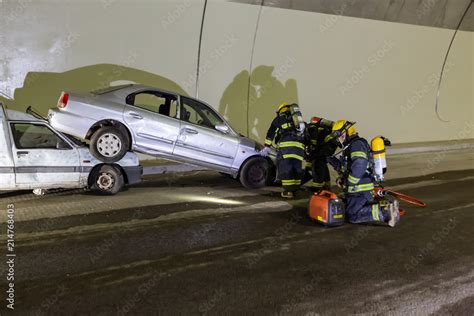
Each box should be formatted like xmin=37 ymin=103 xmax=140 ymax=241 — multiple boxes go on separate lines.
xmin=281 ymin=191 xmax=294 ymax=199
xmin=388 ymin=199 xmax=400 ymax=227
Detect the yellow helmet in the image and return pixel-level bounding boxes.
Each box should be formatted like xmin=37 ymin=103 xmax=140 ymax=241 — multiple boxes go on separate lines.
xmin=277 ymin=103 xmax=291 ymax=114
xmin=332 ymin=120 xmax=356 ymax=137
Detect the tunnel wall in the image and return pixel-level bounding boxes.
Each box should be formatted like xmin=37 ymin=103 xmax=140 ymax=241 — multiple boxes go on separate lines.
xmin=0 ymin=0 xmax=472 ymax=144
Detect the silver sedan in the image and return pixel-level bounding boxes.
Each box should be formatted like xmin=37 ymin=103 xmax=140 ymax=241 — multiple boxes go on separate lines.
xmin=48 ymin=84 xmax=275 ymax=189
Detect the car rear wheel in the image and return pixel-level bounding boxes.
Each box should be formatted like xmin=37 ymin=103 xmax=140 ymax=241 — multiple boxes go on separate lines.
xmin=90 ymin=165 xmax=124 ymax=195
xmin=239 ymin=157 xmax=270 ymax=189
xmin=90 ymin=126 xmax=129 ymax=163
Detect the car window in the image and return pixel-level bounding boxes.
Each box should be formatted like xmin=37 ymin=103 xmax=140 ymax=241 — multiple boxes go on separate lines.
xmin=128 ymin=91 xmax=178 ymax=118
xmin=10 ymin=123 xmax=71 ymax=150
xmin=181 ymin=97 xmax=224 ymax=129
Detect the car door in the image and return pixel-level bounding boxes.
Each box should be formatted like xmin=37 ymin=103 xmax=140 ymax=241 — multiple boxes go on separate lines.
xmin=123 ymin=90 xmax=180 ymax=155
xmin=0 ymin=105 xmax=15 ymax=189
xmin=173 ymin=96 xmax=239 ymax=170
xmin=9 ymin=122 xmax=81 ymax=187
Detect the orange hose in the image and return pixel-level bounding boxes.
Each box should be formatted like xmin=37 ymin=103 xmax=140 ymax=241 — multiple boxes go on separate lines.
xmin=374 ymin=187 xmax=427 ymax=208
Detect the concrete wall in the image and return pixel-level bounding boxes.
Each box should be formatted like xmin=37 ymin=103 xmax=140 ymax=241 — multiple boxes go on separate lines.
xmin=0 ymin=0 xmax=472 ymax=144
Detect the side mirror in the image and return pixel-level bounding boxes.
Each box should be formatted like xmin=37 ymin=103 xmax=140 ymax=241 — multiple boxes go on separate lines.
xmin=215 ymin=124 xmax=229 ymax=134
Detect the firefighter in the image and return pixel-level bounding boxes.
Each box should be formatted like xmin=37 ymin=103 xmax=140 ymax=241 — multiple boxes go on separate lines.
xmin=305 ymin=117 xmax=337 ymax=192
xmin=261 ymin=103 xmax=305 ymax=199
xmin=328 ymin=120 xmax=400 ymax=227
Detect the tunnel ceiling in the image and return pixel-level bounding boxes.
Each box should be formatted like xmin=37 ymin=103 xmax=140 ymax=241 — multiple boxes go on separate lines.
xmin=229 ymin=0 xmax=473 ymax=31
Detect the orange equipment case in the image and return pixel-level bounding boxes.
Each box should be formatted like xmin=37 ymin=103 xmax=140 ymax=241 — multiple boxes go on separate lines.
xmin=309 ymin=190 xmax=345 ymax=227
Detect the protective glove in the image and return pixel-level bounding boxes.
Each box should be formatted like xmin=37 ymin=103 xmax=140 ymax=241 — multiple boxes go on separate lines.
xmin=260 ymin=146 xmax=271 ymax=157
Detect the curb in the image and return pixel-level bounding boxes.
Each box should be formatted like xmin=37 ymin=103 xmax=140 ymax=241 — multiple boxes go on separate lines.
xmin=387 ymin=142 xmax=474 ymax=155
xmin=143 ymin=142 xmax=474 ymax=176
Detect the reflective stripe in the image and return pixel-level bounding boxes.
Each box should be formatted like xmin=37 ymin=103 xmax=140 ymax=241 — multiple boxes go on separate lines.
xmin=347 ymin=175 xmax=360 ymax=185
xmin=279 ymin=141 xmax=305 ymax=149
xmin=282 ymin=179 xmax=301 ymax=185
xmin=264 ymin=139 xmax=273 ymax=146
xmin=347 ymin=183 xmax=374 ymax=193
xmin=351 ymin=151 xmax=368 ymax=159
xmin=282 ymin=123 xmax=291 ymax=129
xmin=310 ymin=140 xmax=317 ymax=144
xmin=324 ymin=135 xmax=333 ymax=143
xmin=372 ymin=204 xmax=380 ymax=221
xmin=312 ymin=182 xmax=324 ymax=187
xmin=282 ymin=154 xmax=304 ymax=161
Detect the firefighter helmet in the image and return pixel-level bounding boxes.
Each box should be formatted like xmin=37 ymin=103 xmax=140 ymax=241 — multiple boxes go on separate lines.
xmin=332 ymin=120 xmax=356 ymax=137
xmin=277 ymin=103 xmax=291 ymax=114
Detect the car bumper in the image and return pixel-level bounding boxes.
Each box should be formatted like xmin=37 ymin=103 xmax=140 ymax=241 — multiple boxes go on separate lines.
xmin=122 ymin=165 xmax=143 ymax=185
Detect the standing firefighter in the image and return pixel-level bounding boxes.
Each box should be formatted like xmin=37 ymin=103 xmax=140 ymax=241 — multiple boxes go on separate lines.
xmin=328 ymin=120 xmax=400 ymax=227
xmin=305 ymin=117 xmax=337 ymax=192
xmin=262 ymin=103 xmax=305 ymax=199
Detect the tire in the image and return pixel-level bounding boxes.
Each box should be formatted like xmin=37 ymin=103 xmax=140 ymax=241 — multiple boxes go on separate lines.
xmin=239 ymin=157 xmax=270 ymax=189
xmin=89 ymin=165 xmax=124 ymax=195
xmin=90 ymin=126 xmax=129 ymax=163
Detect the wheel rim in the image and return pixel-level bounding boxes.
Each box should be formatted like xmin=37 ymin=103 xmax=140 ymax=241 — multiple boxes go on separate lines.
xmin=248 ymin=163 xmax=266 ymax=184
xmin=97 ymin=133 xmax=122 ymax=157
xmin=97 ymin=172 xmax=115 ymax=190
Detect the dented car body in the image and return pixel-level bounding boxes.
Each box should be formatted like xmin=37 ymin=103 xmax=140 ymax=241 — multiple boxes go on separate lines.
xmin=0 ymin=103 xmax=142 ymax=194
xmin=48 ymin=84 xmax=275 ymax=188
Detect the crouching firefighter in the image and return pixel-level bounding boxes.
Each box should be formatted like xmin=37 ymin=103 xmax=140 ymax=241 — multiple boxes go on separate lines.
xmin=305 ymin=117 xmax=337 ymax=192
xmin=328 ymin=120 xmax=400 ymax=227
xmin=261 ymin=103 xmax=305 ymax=199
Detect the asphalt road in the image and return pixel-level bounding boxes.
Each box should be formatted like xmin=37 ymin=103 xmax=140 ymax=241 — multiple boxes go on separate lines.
xmin=1 ymin=169 xmax=473 ymax=315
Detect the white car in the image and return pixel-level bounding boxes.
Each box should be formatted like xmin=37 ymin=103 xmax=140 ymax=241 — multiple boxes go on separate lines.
xmin=0 ymin=103 xmax=142 ymax=195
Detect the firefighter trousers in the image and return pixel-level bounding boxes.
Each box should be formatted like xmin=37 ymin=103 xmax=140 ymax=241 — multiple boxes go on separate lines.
xmin=345 ymin=191 xmax=388 ymax=224
xmin=311 ymin=157 xmax=331 ymax=190
xmin=278 ymin=156 xmax=304 ymax=192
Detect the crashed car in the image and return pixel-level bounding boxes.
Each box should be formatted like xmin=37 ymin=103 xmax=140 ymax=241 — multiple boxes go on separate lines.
xmin=0 ymin=103 xmax=141 ymax=195
xmin=48 ymin=84 xmax=275 ymax=189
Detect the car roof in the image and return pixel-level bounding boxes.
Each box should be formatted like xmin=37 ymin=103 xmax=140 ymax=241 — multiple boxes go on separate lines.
xmin=6 ymin=109 xmax=43 ymax=122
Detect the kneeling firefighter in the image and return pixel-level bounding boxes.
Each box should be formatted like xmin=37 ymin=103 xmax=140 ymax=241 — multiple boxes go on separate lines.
xmin=328 ymin=120 xmax=400 ymax=227
xmin=262 ymin=103 xmax=305 ymax=199
xmin=305 ymin=117 xmax=337 ymax=192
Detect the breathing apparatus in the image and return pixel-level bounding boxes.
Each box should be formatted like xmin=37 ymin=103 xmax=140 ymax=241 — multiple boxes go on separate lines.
xmin=277 ymin=103 xmax=305 ymax=137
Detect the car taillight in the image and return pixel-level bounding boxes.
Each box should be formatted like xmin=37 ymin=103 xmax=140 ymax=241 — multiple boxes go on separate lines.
xmin=58 ymin=92 xmax=69 ymax=109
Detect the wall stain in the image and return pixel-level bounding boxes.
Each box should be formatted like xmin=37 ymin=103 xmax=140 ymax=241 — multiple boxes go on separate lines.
xmin=0 ymin=64 xmax=188 ymax=115
xmin=219 ymin=65 xmax=298 ymax=141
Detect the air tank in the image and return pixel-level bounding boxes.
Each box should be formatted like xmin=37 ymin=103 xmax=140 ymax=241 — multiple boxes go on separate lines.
xmin=371 ymin=136 xmax=387 ymax=182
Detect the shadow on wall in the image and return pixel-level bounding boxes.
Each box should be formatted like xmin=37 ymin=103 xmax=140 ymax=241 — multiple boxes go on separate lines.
xmin=0 ymin=64 xmax=188 ymax=115
xmin=219 ymin=65 xmax=298 ymax=141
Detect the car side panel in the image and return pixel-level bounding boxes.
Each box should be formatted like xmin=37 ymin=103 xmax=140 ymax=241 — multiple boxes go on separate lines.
xmin=49 ymin=94 xmax=128 ymax=139
xmin=49 ymin=109 xmax=96 ymax=139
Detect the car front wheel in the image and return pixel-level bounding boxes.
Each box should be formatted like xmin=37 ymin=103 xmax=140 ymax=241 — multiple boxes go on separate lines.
xmin=239 ymin=157 xmax=270 ymax=189
xmin=90 ymin=165 xmax=124 ymax=195
xmin=90 ymin=126 xmax=129 ymax=163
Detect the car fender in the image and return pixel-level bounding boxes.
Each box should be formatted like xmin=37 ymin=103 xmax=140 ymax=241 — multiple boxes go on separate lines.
xmin=86 ymin=119 xmax=135 ymax=146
